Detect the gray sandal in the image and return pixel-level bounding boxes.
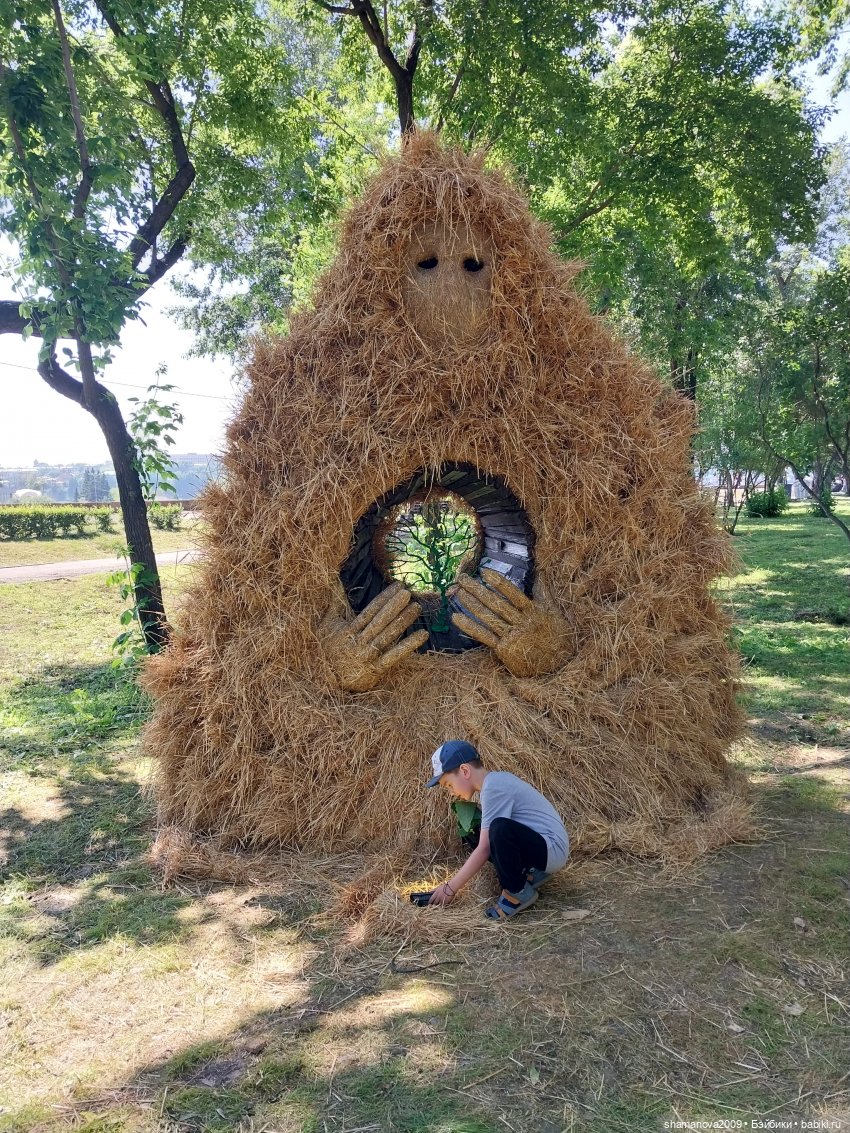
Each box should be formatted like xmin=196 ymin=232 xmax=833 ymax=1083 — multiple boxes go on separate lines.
xmin=484 ymin=881 xmax=539 ymax=920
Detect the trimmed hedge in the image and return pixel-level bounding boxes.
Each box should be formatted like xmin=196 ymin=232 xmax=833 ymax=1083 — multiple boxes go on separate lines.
xmin=0 ymin=505 xmax=120 ymax=540
xmin=0 ymin=502 xmax=181 ymax=540
xmin=0 ymin=506 xmax=91 ymax=540
xmin=93 ymin=507 xmax=115 ymax=533
xmin=149 ymin=503 xmax=182 ymax=530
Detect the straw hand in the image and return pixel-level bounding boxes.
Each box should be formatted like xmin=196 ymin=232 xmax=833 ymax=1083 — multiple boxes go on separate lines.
xmin=452 ymin=568 xmax=575 ymax=678
xmin=324 ymin=582 xmax=428 ymax=693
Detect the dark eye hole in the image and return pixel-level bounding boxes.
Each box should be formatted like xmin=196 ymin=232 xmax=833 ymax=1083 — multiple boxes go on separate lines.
xmin=417 ymin=256 xmax=438 ymax=270
xmin=463 ymin=257 xmax=485 ymax=273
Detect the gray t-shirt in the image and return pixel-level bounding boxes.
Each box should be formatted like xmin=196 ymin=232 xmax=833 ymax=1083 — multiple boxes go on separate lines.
xmin=480 ymin=771 xmax=570 ymax=872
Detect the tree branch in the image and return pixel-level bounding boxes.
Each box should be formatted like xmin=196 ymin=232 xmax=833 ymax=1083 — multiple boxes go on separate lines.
xmin=294 ymin=90 xmax=379 ymax=157
xmin=127 ymin=163 xmax=195 ymax=268
xmin=36 ymin=351 xmax=84 ymax=406
xmin=436 ymin=57 xmax=467 ymax=133
xmin=354 ymin=0 xmax=406 ymax=84
xmin=144 ymin=234 xmax=191 ymax=287
xmin=1 ymin=56 xmax=97 ymax=402
xmin=51 ymin=0 xmax=94 ymax=219
xmin=0 ymin=60 xmax=46 ymax=209
xmin=95 ymin=2 xmax=196 ymax=268
xmin=403 ymin=14 xmax=425 ymax=78
xmin=0 ymin=301 xmax=42 ymax=336
xmin=559 ymin=194 xmax=618 ymax=234
xmin=313 ymin=0 xmax=426 ymax=132
xmin=314 ymin=0 xmax=358 ymax=12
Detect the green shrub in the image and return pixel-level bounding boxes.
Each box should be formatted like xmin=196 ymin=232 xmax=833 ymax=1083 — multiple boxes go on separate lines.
xmin=54 ymin=510 xmax=76 ymax=536
xmin=148 ymin=503 xmax=182 ymax=530
xmin=0 ymin=506 xmax=59 ymax=539
xmin=57 ymin=508 xmax=89 ymax=535
xmin=0 ymin=508 xmax=29 ymax=539
xmin=93 ymin=507 xmax=115 ymax=533
xmin=29 ymin=508 xmax=57 ymax=538
xmin=745 ymin=490 xmax=788 ymax=518
xmin=0 ymin=505 xmax=93 ymax=540
xmin=809 ymin=487 xmax=835 ymax=517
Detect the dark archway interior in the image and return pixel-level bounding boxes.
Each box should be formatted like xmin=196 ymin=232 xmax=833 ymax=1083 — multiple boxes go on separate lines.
xmin=341 ymin=464 xmax=536 ymax=652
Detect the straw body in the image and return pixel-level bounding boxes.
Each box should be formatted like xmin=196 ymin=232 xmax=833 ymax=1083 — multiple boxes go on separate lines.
xmin=142 ymin=133 xmax=747 ymax=866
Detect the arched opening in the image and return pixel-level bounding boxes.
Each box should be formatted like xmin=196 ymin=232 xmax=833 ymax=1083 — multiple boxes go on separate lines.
xmin=341 ymin=464 xmax=535 ymax=652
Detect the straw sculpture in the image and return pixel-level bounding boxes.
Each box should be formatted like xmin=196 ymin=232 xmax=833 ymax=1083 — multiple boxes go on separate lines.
xmin=142 ymin=131 xmax=748 ymax=880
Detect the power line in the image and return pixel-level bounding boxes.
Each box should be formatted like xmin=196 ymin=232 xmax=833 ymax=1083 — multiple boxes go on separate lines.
xmin=0 ymin=358 xmax=232 ymax=400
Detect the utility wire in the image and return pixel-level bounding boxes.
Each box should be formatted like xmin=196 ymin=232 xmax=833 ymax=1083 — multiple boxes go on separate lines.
xmin=0 ymin=358 xmax=231 ymax=400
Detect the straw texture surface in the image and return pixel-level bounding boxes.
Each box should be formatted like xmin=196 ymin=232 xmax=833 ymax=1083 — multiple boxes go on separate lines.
xmin=142 ymin=132 xmax=746 ymax=871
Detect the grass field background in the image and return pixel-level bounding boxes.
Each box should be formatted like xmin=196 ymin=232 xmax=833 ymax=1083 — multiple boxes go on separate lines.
xmin=0 ymin=501 xmax=847 ymax=1132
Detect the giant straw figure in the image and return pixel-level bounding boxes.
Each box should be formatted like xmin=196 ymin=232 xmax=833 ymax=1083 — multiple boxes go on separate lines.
xmin=143 ymin=134 xmax=747 ymax=864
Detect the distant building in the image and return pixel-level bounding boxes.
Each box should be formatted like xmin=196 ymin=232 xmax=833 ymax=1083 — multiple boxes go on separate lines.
xmin=0 ymin=455 xmax=221 ymax=503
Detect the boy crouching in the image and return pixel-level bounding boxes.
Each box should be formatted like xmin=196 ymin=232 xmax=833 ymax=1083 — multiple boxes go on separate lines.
xmin=425 ymin=739 xmax=570 ymax=920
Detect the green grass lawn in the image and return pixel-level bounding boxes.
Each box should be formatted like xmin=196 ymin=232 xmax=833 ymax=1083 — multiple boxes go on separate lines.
xmin=0 ymin=505 xmax=847 ymax=1133
xmin=717 ymin=499 xmax=850 ymax=742
xmin=0 ymin=519 xmax=203 ymax=569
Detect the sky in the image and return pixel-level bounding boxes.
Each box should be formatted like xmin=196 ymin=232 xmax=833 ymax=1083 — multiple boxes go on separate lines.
xmin=0 ymin=272 xmax=240 ymax=468
xmin=1 ymin=63 xmax=848 ymax=470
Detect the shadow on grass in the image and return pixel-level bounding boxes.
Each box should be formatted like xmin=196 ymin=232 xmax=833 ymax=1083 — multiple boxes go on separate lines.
xmin=1 ymin=650 xmax=848 ymax=1129
xmin=1 ymin=991 xmax=507 ymax=1133
xmin=756 ymin=768 xmax=850 ymax=817
xmin=718 ymin=505 xmax=850 ymax=644
xmin=0 ymin=763 xmax=199 ymax=964
xmin=0 ymin=661 xmax=199 ymax=964
xmin=0 ymin=531 xmax=102 ymax=543
xmin=1 ymin=770 xmax=848 ymax=1133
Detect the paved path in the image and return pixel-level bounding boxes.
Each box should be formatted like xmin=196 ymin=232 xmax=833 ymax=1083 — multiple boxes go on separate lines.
xmin=0 ymin=549 xmax=203 ymax=584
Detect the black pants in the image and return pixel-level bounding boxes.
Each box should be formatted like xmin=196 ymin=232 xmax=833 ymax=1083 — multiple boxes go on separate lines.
xmin=488 ymin=816 xmax=548 ymax=894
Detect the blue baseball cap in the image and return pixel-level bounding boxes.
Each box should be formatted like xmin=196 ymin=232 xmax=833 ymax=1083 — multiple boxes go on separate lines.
xmin=426 ymin=739 xmax=480 ymax=787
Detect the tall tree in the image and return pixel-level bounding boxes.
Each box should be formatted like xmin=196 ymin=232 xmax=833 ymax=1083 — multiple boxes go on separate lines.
xmin=0 ymin=0 xmax=307 ymax=646
xmin=172 ymin=8 xmax=394 ymax=357
xmin=740 ymin=144 xmax=850 ymax=544
xmin=178 ymin=0 xmax=825 ymax=384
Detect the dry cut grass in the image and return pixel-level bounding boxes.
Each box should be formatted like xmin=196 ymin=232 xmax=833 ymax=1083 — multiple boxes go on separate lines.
xmin=0 ymin=538 xmax=848 ymax=1130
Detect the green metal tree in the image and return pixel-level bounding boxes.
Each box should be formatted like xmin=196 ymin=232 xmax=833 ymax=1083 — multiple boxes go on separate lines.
xmin=384 ymin=497 xmax=480 ymax=632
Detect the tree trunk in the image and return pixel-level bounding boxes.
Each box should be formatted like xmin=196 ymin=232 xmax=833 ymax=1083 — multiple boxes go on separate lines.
xmin=812 ymin=458 xmax=825 ymax=497
xmin=34 ymin=350 xmax=170 ymax=650
xmin=92 ymin=387 xmax=169 ymax=650
xmin=670 ymin=291 xmax=697 ymax=400
xmin=397 ymin=73 xmax=415 ymax=135
xmin=670 ymin=345 xmax=697 ymax=400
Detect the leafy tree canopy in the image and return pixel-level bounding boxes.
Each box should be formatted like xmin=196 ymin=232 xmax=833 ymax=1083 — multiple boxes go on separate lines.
xmin=173 ymin=0 xmax=830 ymax=374
xmin=0 ymin=0 xmax=313 ymax=355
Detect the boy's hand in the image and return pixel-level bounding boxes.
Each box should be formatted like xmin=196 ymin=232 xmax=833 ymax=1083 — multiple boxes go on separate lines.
xmin=428 ymin=882 xmax=456 ymax=906
xmin=322 ymin=583 xmax=429 ymax=692
xmin=451 ymin=569 xmax=576 ymax=678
